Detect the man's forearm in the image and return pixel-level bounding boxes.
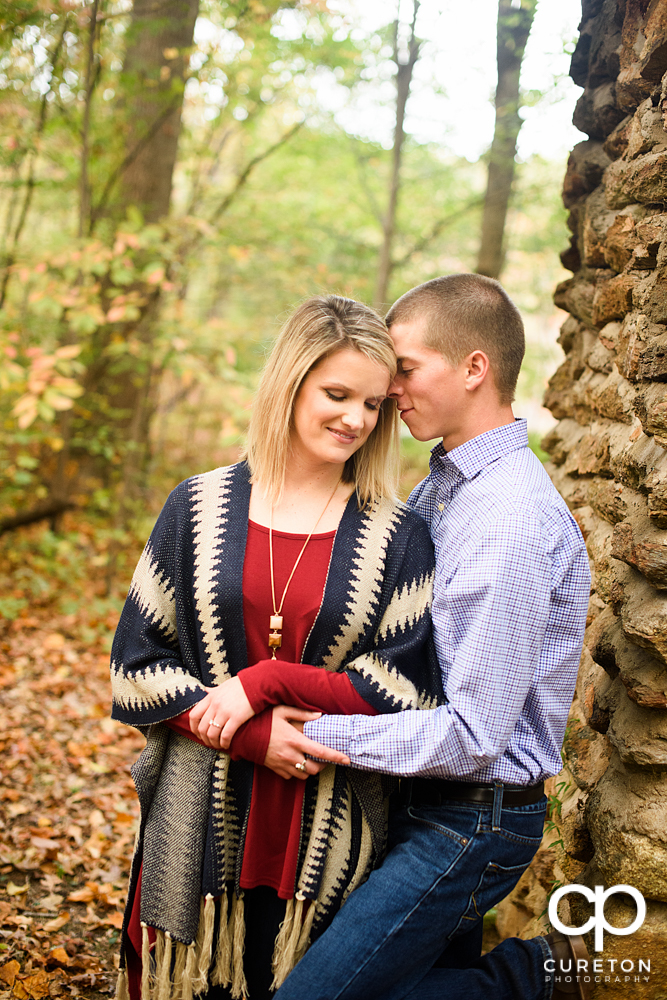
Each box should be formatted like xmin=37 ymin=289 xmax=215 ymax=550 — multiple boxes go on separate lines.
xmin=304 ymin=704 xmax=504 ymax=778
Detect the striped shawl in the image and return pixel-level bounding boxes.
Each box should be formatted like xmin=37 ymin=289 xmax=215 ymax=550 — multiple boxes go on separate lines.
xmin=111 ymin=462 xmax=443 ymax=1000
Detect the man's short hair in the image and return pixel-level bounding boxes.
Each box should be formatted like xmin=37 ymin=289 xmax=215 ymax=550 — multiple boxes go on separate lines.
xmin=385 ymin=273 xmax=525 ymax=405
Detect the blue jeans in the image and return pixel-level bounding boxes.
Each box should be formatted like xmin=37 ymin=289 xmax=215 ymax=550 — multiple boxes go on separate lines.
xmin=275 ymin=792 xmax=552 ymax=1000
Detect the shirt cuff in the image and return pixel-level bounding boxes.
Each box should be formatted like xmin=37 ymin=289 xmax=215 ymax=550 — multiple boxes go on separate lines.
xmin=304 ymin=716 xmax=354 ymax=755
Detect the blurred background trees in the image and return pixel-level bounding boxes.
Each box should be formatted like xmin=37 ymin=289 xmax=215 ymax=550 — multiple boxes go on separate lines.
xmin=0 ymin=0 xmax=579 ymax=617
xmin=476 ymin=0 xmax=537 ymax=279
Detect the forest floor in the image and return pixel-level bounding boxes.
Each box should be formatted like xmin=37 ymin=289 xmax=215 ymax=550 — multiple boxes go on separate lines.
xmin=0 ymin=601 xmax=144 ymax=1000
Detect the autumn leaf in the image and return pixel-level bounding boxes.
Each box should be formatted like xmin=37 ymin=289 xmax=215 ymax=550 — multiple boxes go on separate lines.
xmin=30 ymin=836 xmax=61 ymax=851
xmin=0 ymin=960 xmax=20 ymax=987
xmin=106 ymin=305 xmax=127 ymax=323
xmin=42 ymin=632 xmax=65 ymax=650
xmin=67 ymin=885 xmax=95 ymax=903
xmin=38 ymin=892 xmax=65 ymax=909
xmin=6 ymin=881 xmax=28 ymax=896
xmin=46 ymin=946 xmax=71 ymax=968
xmin=14 ymin=969 xmax=50 ymax=999
xmin=145 ymin=265 xmax=165 ymax=285
xmin=53 ymin=344 xmax=82 ymax=361
xmin=42 ymin=910 xmax=71 ymax=931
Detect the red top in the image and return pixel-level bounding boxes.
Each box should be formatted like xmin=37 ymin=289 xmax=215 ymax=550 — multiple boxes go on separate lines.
xmin=166 ymin=519 xmax=375 ymax=897
xmin=126 ymin=521 xmax=376 ymax=999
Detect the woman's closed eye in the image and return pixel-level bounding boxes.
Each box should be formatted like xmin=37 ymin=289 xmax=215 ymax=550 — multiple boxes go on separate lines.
xmin=324 ymin=388 xmax=381 ymax=411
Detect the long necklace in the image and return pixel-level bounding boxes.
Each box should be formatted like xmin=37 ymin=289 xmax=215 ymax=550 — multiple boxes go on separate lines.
xmin=268 ymin=479 xmax=341 ymax=658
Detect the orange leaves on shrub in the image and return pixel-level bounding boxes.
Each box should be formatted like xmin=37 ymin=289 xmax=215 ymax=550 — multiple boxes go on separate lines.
xmin=11 ymin=345 xmax=84 ymax=429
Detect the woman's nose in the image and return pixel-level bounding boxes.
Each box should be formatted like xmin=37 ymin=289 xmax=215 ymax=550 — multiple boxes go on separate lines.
xmin=341 ymin=404 xmax=364 ymax=429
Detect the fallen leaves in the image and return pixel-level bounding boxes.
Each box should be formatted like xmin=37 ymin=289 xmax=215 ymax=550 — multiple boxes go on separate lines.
xmin=36 ymin=892 xmax=65 ymax=909
xmin=46 ymin=948 xmax=72 ymax=968
xmin=0 ymin=960 xmax=20 ymax=987
xmin=6 ymin=881 xmax=28 ymax=896
xmin=68 ymin=880 xmax=123 ymax=907
xmin=12 ymin=969 xmax=50 ymax=999
xmin=0 ymin=604 xmax=145 ymax=997
xmin=42 ymin=911 xmax=71 ymax=932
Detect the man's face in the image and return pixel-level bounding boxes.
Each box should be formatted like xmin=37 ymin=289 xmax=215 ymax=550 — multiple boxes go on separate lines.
xmin=388 ymin=318 xmax=467 ymax=443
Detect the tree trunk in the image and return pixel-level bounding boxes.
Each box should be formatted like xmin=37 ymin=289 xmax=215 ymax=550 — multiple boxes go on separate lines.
xmin=45 ymin=0 xmax=201 ymax=537
xmin=476 ymin=0 xmax=536 ymax=280
xmin=83 ymin=0 xmax=199 ymax=460
xmin=373 ymin=1 xmax=420 ymax=312
xmin=110 ymin=0 xmax=200 ymax=225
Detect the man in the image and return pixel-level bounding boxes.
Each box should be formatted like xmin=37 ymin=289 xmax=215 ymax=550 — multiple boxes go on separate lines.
xmin=270 ymin=274 xmax=592 ymax=1000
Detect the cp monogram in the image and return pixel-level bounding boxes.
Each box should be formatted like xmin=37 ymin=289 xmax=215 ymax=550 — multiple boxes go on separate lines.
xmin=548 ymin=884 xmax=646 ymax=952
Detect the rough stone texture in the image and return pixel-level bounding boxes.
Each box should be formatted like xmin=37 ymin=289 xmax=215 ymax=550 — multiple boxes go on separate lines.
xmin=496 ymin=3 xmax=667 ymax=992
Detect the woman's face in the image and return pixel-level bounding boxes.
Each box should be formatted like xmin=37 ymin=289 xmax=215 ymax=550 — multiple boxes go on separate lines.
xmin=291 ymin=348 xmax=391 ymax=472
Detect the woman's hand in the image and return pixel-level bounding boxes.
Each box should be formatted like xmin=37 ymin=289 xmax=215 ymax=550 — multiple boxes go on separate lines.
xmin=189 ymin=677 xmax=255 ymax=749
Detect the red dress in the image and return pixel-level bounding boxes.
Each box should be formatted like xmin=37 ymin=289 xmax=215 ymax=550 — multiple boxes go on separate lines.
xmin=125 ymin=521 xmax=376 ymax=998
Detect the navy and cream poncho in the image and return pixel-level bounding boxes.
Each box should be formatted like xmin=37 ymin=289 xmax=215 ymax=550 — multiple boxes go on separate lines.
xmin=111 ymin=461 xmax=443 ymax=1000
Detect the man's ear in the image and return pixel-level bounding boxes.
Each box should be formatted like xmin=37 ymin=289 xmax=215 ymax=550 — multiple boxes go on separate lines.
xmin=463 ymin=350 xmax=490 ymax=391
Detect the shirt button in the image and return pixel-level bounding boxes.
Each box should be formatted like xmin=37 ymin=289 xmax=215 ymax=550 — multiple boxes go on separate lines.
xmin=438 ymin=503 xmax=445 ymax=511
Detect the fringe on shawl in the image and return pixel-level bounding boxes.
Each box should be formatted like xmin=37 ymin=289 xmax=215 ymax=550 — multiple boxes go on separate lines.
xmin=139 ymin=892 xmax=248 ymax=1000
xmin=230 ymin=892 xmax=248 ymax=999
xmin=115 ymin=968 xmax=131 ymax=1000
xmin=210 ymin=888 xmax=231 ymax=988
xmin=270 ymin=894 xmax=318 ymax=992
xmin=138 ymin=887 xmax=319 ymax=1000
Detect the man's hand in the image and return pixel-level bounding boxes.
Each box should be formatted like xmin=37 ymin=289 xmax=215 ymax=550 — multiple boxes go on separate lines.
xmin=264 ymin=705 xmax=351 ymax=780
xmin=189 ymin=677 xmax=255 ymax=749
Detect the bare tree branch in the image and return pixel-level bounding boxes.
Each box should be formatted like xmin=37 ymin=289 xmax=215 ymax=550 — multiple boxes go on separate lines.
xmin=349 ymin=138 xmax=384 ymax=227
xmin=89 ymin=99 xmax=181 ymax=232
xmin=392 ymin=195 xmax=485 ymax=269
xmin=373 ymin=0 xmax=421 ymax=310
xmin=79 ymin=0 xmax=100 ymax=238
xmin=0 ymin=499 xmax=76 ymax=536
xmin=0 ymin=23 xmax=67 ymax=307
xmin=208 ymin=120 xmax=304 ymax=227
xmin=186 ymin=125 xmax=235 ymax=216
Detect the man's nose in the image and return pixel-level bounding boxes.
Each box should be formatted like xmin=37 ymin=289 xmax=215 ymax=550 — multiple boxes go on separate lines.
xmin=388 ymin=377 xmax=403 ymax=399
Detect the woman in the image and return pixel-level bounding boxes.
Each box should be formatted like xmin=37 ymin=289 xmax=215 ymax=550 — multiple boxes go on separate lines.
xmin=111 ymin=296 xmax=443 ymax=1000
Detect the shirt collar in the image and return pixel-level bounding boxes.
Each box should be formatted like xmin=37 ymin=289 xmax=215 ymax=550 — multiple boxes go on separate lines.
xmin=429 ymin=418 xmax=529 ymax=481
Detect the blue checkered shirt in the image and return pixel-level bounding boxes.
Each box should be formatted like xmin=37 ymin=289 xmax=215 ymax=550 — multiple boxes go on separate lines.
xmin=304 ymin=419 xmax=590 ymax=783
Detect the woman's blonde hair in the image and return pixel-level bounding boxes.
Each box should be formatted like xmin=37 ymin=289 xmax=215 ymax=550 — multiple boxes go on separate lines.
xmin=243 ymin=295 xmax=399 ymax=508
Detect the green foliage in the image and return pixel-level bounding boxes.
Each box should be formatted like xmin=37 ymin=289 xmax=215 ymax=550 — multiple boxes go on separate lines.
xmin=0 ymin=514 xmax=133 ymax=626
xmin=537 ymin=776 xmax=575 ymax=926
xmin=0 ymin=0 xmax=569 ymax=595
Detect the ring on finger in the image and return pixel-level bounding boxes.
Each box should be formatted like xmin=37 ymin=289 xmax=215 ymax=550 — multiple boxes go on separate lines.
xmin=295 ymin=760 xmax=307 ymax=773
xmin=208 ymin=720 xmax=222 ymax=728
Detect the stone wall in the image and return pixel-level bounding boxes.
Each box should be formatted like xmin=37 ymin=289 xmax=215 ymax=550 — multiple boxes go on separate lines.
xmin=495 ymin=1 xmax=667 ymax=995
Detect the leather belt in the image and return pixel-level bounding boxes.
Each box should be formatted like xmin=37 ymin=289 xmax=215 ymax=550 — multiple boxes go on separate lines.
xmin=407 ymin=777 xmax=545 ymax=808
